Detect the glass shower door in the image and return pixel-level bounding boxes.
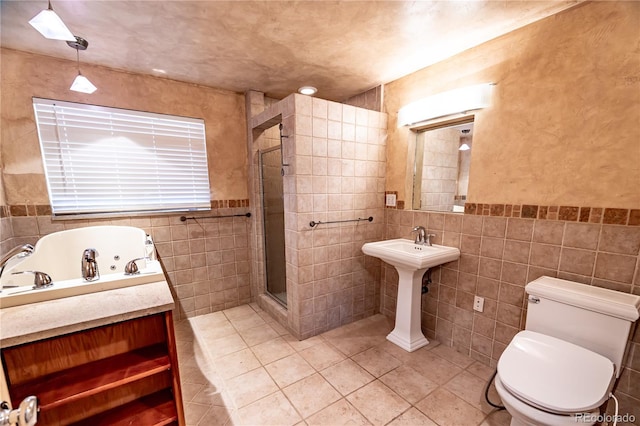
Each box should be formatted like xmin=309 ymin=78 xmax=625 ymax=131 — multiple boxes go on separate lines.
xmin=260 ymin=146 xmax=287 ymax=306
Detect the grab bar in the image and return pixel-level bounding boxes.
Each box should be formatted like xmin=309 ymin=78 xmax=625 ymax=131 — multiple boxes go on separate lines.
xmin=309 ymin=216 xmax=373 ymax=228
xmin=180 ymin=212 xmax=251 ymax=222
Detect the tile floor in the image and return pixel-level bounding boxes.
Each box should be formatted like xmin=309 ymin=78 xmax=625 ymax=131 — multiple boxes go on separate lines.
xmin=174 ymin=303 xmax=511 ymax=426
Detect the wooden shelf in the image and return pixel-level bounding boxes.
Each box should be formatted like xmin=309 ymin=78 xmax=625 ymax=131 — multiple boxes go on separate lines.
xmin=72 ymin=390 xmax=178 ymax=426
xmin=10 ymin=344 xmax=171 ymax=410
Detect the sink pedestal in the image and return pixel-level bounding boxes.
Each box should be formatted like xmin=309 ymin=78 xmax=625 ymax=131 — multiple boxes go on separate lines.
xmin=361 ymin=238 xmax=460 ymax=352
xmin=387 ymin=268 xmax=429 ymax=352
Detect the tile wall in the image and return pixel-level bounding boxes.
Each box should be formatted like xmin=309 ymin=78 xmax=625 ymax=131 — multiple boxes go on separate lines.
xmin=290 ymin=95 xmax=388 ymax=339
xmin=343 ymin=86 xmax=383 ymax=112
xmin=0 ymin=207 xmax=12 ymax=257
xmin=2 ymin=205 xmax=251 ymax=321
xmin=247 ymin=93 xmax=388 ymax=340
xmin=383 ymin=209 xmax=640 ymax=417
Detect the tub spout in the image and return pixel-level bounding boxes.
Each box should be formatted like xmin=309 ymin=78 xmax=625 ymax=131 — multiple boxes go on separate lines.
xmin=0 ymin=244 xmax=34 ymax=279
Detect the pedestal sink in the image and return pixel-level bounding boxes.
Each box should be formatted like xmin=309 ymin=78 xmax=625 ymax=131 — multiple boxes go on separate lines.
xmin=362 ymin=238 xmax=460 ymax=352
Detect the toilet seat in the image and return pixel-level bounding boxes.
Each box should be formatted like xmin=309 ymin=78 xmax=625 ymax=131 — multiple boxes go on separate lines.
xmin=498 ymin=330 xmax=614 ymax=414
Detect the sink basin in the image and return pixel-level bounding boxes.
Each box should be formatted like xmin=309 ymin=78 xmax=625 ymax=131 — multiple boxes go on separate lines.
xmin=362 ymin=238 xmax=460 ymax=271
xmin=362 ymin=238 xmax=460 ymax=352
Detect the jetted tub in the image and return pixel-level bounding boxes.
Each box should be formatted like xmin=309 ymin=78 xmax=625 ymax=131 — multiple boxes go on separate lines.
xmin=0 ymin=226 xmax=165 ymax=308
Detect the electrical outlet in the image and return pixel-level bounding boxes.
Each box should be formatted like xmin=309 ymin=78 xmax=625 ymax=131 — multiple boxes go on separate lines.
xmin=473 ymin=296 xmax=484 ymax=312
xmin=385 ymin=193 xmax=397 ymax=207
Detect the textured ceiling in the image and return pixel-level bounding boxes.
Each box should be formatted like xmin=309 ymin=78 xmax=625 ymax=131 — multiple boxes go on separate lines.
xmin=1 ymin=1 xmax=582 ymax=101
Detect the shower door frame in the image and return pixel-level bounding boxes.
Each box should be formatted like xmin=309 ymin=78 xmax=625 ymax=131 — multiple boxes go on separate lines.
xmin=259 ymin=144 xmax=287 ymax=307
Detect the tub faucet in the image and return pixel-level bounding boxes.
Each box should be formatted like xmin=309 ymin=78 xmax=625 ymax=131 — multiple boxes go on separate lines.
xmin=0 ymin=244 xmax=34 ymax=279
xmin=82 ymin=248 xmax=99 ymax=281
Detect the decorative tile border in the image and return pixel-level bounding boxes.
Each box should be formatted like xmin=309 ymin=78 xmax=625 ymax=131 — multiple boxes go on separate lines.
xmin=3 ymin=200 xmax=251 ymax=217
xmin=210 ymin=199 xmax=250 ymax=208
xmin=464 ymin=203 xmax=640 ymax=226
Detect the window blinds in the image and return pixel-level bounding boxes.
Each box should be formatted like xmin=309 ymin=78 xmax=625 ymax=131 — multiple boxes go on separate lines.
xmin=32 ymin=98 xmax=211 ymax=216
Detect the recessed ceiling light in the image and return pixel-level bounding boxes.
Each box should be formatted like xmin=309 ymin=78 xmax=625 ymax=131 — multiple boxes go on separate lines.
xmin=152 ymin=68 xmax=167 ymax=74
xmin=298 ymin=86 xmax=317 ymax=96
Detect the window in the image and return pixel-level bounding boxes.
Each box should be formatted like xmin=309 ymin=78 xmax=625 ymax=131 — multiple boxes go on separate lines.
xmin=32 ymin=98 xmax=211 ymax=217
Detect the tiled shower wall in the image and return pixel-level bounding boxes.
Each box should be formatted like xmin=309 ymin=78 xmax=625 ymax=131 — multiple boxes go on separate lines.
xmin=290 ymin=95 xmax=388 ymax=339
xmin=383 ymin=209 xmax=640 ymax=417
xmin=2 ymin=207 xmax=251 ymax=321
xmin=248 ymin=93 xmax=388 ymax=340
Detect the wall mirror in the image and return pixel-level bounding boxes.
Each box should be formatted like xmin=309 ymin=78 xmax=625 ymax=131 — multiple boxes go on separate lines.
xmin=411 ymin=118 xmax=474 ymax=212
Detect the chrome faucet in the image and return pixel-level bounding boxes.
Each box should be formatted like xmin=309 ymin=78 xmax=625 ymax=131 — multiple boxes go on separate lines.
xmin=82 ymin=248 xmax=99 ymax=281
xmin=0 ymin=244 xmax=34 ymax=279
xmin=12 ymin=270 xmax=53 ymax=289
xmin=124 ymin=257 xmax=145 ymax=275
xmin=412 ymin=226 xmax=427 ymax=245
xmin=425 ymin=233 xmax=436 ymax=247
xmin=412 ymin=226 xmax=436 ymax=246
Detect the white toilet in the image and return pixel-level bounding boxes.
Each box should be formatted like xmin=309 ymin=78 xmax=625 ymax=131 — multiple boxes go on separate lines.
xmin=495 ymin=276 xmax=640 ymax=426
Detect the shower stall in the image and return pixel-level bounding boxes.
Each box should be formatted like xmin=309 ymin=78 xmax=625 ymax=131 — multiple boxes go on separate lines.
xmin=246 ymin=91 xmax=387 ymax=339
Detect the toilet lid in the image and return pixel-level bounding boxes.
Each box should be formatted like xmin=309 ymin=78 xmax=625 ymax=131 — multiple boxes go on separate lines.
xmin=498 ymin=330 xmax=614 ymax=414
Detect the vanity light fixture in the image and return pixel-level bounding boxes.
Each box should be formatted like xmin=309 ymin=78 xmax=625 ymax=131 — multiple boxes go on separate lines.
xmin=298 ymin=86 xmax=317 ymax=96
xmin=397 ymin=82 xmax=494 ymax=127
xmin=68 ymin=36 xmax=97 ymax=94
xmin=28 ymin=0 xmax=75 ymax=41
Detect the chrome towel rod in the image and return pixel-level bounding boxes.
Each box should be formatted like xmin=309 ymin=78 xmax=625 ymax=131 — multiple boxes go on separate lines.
xmin=180 ymin=212 xmax=251 ymax=222
xmin=309 ymin=216 xmax=373 ymax=228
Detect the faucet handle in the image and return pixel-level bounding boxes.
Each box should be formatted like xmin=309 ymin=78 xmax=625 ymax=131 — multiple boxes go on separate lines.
xmin=124 ymin=257 xmax=146 ymax=275
xmin=83 ymin=248 xmax=98 ymax=260
xmin=12 ymin=271 xmax=53 ymax=289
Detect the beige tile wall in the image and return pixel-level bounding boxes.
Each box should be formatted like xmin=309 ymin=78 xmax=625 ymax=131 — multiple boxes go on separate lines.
xmin=247 ymin=93 xmax=388 ymax=340
xmin=6 ymin=209 xmax=251 ymax=321
xmin=382 ymin=209 xmax=640 ymax=416
xmin=343 ymin=86 xmax=383 ymax=112
xmin=291 ymin=95 xmax=388 ymax=339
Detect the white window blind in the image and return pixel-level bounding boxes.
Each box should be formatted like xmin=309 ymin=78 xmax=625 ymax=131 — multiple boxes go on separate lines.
xmin=32 ymin=98 xmax=211 ymax=216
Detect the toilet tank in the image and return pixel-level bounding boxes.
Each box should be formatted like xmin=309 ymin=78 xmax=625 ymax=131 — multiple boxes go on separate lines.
xmin=525 ymin=276 xmax=640 ymax=377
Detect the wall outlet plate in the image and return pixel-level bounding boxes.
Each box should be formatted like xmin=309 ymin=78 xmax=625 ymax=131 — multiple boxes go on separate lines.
xmin=385 ymin=194 xmax=397 ymax=207
xmin=473 ymin=295 xmax=484 ymax=312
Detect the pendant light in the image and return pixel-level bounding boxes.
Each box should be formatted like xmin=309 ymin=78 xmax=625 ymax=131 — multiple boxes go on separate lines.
xmin=68 ymin=36 xmax=97 ymax=94
xmin=459 ymin=128 xmax=471 ymax=151
xmin=29 ymin=0 xmax=75 ymax=41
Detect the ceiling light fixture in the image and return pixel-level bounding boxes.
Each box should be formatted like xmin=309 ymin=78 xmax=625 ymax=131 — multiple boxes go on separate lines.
xmin=67 ymin=36 xmax=97 ymax=94
xmin=29 ymin=0 xmax=75 ymax=41
xmin=459 ymin=143 xmax=471 ymax=151
xmin=298 ymin=86 xmax=317 ymax=96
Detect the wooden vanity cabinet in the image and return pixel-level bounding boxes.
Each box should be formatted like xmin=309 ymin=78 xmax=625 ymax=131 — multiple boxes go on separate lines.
xmin=1 ymin=311 xmax=185 ymax=426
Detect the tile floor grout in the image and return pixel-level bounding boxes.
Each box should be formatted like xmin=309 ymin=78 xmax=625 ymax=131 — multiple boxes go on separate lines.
xmin=175 ymin=303 xmax=511 ymax=426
